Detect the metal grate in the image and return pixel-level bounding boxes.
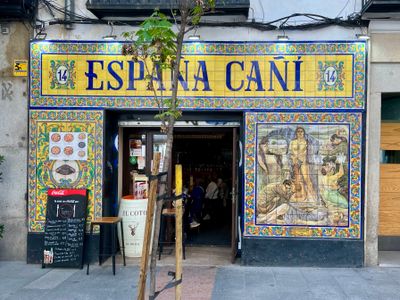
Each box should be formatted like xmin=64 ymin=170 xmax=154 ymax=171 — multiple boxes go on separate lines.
xmin=361 ymin=0 xmax=400 ymax=16
xmin=87 ymin=0 xmax=249 ymax=5
xmin=86 ymin=0 xmax=250 ymax=18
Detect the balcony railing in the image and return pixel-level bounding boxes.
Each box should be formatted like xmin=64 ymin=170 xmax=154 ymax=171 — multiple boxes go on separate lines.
xmin=361 ymin=0 xmax=400 ymax=19
xmin=0 ymin=0 xmax=37 ymax=20
xmin=86 ymin=0 xmax=250 ymax=19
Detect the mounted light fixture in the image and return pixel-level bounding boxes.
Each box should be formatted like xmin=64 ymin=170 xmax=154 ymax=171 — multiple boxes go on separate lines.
xmin=277 ymin=26 xmax=289 ymax=41
xmin=34 ymin=22 xmax=47 ymax=40
xmin=356 ymin=33 xmax=370 ymax=40
xmin=35 ymin=32 xmax=47 ymax=40
xmin=103 ymin=35 xmax=116 ymax=41
xmin=188 ymin=26 xmax=200 ymax=41
xmin=188 ymin=34 xmax=200 ymax=41
xmin=103 ymin=21 xmax=117 ymax=40
xmin=277 ymin=35 xmax=289 ymax=41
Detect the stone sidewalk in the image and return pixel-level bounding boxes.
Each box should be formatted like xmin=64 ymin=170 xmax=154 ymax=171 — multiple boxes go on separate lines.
xmin=2 ymin=261 xmax=400 ymax=299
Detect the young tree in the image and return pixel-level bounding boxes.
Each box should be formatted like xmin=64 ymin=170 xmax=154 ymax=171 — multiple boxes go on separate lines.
xmin=0 ymin=155 xmax=4 ymax=239
xmin=122 ymin=0 xmax=214 ymax=298
xmin=0 ymin=155 xmax=4 ymax=182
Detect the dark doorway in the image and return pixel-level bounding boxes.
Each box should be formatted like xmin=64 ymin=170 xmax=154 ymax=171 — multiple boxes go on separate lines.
xmin=173 ymin=128 xmax=233 ymax=246
xmin=113 ymin=111 xmax=242 ymax=259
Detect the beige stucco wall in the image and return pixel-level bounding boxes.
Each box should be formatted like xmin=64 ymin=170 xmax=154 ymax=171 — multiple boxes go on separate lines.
xmin=371 ymin=33 xmax=400 ymax=63
xmin=365 ymin=31 xmax=400 ymax=266
xmin=0 ymin=23 xmax=31 ymax=260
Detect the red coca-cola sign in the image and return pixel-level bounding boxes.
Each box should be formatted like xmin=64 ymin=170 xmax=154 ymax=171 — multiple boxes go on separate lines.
xmin=48 ymin=189 xmax=87 ymax=197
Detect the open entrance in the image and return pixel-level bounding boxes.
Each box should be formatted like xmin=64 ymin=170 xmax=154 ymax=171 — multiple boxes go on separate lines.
xmin=113 ymin=115 xmax=241 ymax=263
xmin=173 ymin=128 xmax=233 ymax=247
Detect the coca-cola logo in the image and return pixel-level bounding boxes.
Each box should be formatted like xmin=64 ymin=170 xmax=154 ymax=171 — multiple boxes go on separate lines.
xmin=50 ymin=190 xmax=65 ymax=196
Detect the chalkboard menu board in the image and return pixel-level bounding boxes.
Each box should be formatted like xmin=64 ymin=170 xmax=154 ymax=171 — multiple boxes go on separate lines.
xmin=43 ymin=189 xmax=87 ymax=268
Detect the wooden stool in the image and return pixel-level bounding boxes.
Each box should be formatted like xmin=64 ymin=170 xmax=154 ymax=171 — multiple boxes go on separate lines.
xmin=158 ymin=208 xmax=186 ymax=260
xmin=86 ymin=217 xmax=126 ymax=275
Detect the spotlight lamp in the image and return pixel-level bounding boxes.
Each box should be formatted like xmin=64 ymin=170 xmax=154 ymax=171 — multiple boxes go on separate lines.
xmin=34 ymin=22 xmax=47 ymax=40
xmin=188 ymin=34 xmax=200 ymax=41
xmin=103 ymin=21 xmax=117 ymax=41
xmin=188 ymin=26 xmax=201 ymax=41
xmin=277 ymin=35 xmax=289 ymax=41
xmin=103 ymin=35 xmax=117 ymax=41
xmin=35 ymin=32 xmax=47 ymax=40
xmin=356 ymin=33 xmax=370 ymax=40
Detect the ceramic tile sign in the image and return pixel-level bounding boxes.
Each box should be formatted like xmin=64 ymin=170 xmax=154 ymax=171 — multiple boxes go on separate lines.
xmin=49 ymin=132 xmax=88 ymax=161
xmin=31 ymin=41 xmax=366 ymax=110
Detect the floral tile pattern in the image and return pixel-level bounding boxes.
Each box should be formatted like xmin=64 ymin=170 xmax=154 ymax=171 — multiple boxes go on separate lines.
xmin=28 ymin=110 xmax=103 ymax=232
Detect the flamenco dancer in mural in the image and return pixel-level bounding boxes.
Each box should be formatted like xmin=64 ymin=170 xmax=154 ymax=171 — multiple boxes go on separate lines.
xmin=256 ymin=124 xmax=349 ymax=227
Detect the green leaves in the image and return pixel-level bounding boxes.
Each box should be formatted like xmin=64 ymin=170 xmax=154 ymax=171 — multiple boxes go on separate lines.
xmin=126 ymin=10 xmax=177 ymax=66
xmin=154 ymin=98 xmax=182 ymax=121
xmin=191 ymin=0 xmax=215 ymax=25
xmin=122 ymin=10 xmax=178 ymax=102
xmin=121 ymin=1 xmax=215 ymax=127
xmin=191 ymin=5 xmax=203 ymax=25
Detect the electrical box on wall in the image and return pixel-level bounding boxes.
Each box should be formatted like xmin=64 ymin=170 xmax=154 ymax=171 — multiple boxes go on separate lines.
xmin=0 ymin=0 xmax=37 ymax=20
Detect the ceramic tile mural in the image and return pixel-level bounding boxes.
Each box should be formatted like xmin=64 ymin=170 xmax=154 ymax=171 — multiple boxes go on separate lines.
xmin=244 ymin=112 xmax=363 ymax=239
xmin=28 ymin=110 xmax=103 ymax=233
xmin=28 ymin=41 xmax=366 ymax=240
xmin=30 ymin=41 xmax=366 ymax=110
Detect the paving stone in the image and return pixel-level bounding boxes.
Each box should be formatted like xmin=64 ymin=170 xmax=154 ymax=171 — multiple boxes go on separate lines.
xmin=4 ymin=261 xmax=400 ymax=299
xmin=4 ymin=288 xmax=52 ymax=300
xmin=24 ymin=269 xmax=78 ymax=289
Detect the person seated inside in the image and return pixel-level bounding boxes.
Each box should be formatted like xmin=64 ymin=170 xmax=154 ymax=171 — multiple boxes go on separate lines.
xmin=189 ymin=178 xmax=204 ymax=228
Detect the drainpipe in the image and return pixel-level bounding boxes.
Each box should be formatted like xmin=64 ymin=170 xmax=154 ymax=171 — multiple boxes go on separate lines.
xmin=65 ymin=0 xmax=75 ymax=30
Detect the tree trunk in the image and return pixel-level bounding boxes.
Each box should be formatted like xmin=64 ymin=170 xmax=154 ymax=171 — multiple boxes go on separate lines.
xmin=149 ymin=119 xmax=174 ymax=299
xmin=148 ymin=1 xmax=188 ymax=298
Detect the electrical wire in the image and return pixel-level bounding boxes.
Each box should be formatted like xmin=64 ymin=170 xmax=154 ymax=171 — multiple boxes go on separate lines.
xmin=257 ymin=0 xmax=265 ymax=22
xmin=336 ymin=0 xmax=351 ymax=18
xmin=41 ymin=0 xmax=96 ymax=22
xmin=37 ymin=0 xmax=366 ymax=32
